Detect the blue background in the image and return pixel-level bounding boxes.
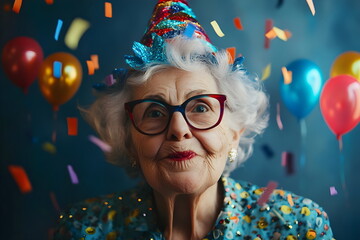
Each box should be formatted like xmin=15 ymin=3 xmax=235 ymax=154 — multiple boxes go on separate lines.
xmin=1 ymin=0 xmax=359 ymax=239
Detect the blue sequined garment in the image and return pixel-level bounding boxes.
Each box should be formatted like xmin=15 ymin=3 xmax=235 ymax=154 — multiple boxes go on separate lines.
xmin=53 ymin=177 xmax=334 ymax=240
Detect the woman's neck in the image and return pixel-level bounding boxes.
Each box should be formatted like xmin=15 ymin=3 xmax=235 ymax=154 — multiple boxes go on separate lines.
xmin=153 ymin=180 xmax=223 ymax=240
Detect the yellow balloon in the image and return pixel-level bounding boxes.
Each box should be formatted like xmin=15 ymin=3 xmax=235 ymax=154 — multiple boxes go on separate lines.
xmin=330 ymin=51 xmax=360 ymax=81
xmin=38 ymin=52 xmax=82 ymax=111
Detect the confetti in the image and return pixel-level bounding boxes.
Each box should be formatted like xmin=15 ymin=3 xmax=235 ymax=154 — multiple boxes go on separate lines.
xmin=42 ymin=142 xmax=57 ymax=154
xmin=264 ymin=19 xmax=273 ymax=49
xmin=261 ymin=144 xmax=274 ymax=159
xmin=105 ymin=74 xmax=115 ymax=86
xmin=105 ymin=2 xmax=112 ymax=18
xmin=86 ymin=60 xmax=95 ymax=75
xmin=8 ymin=165 xmax=32 ymax=193
xmin=90 ymin=54 xmax=99 ymax=70
xmin=261 ymin=64 xmax=271 ymax=81
xmin=183 ymin=23 xmax=196 ymax=38
xmin=281 ymin=152 xmax=295 ymax=175
xmin=54 ymin=19 xmax=63 ymax=41
xmin=53 ymin=61 xmax=62 ymax=78
xmin=282 ymin=66 xmax=292 ymax=84
xmin=273 ymin=27 xmax=290 ymax=41
xmin=64 ymin=18 xmax=90 ymax=50
xmin=49 ymin=192 xmax=61 ymax=212
xmin=67 ymin=165 xmax=79 ymax=184
xmin=265 ymin=29 xmax=277 ymax=40
xmin=67 ymin=117 xmax=78 ymax=136
xmin=88 ymin=135 xmax=112 ymax=152
xmin=287 ymin=194 xmax=294 ymax=206
xmin=210 ymin=20 xmax=225 ymax=37
xmin=12 ymin=0 xmax=22 ymax=13
xmin=257 ymin=181 xmax=278 ymax=206
xmin=306 ymin=0 xmax=316 ymax=16
xmin=276 ymin=102 xmax=283 ymax=130
xmin=330 ymin=186 xmax=338 ymax=196
xmin=233 ymin=17 xmax=243 ymax=30
xmin=45 ymin=0 xmax=54 ymax=4
xmin=226 ymin=47 xmax=236 ymax=64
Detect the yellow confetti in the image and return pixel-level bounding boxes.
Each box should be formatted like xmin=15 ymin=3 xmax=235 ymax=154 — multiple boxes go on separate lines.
xmin=282 ymin=66 xmax=292 ymax=84
xmin=64 ymin=18 xmax=90 ymax=50
xmin=261 ymin=64 xmax=271 ymax=81
xmin=273 ymin=27 xmax=288 ymax=41
xmin=42 ymin=142 xmax=57 ymax=154
xmin=306 ymin=0 xmax=316 ymax=16
xmin=210 ymin=20 xmax=225 ymax=37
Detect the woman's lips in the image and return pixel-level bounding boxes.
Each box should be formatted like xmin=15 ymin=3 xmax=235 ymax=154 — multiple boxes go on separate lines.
xmin=167 ymin=151 xmax=196 ymax=161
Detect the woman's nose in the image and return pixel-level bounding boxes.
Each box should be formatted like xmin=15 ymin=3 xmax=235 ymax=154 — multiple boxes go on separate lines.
xmin=166 ymin=112 xmax=193 ymax=140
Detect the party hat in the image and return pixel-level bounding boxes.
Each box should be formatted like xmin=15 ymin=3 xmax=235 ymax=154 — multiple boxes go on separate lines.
xmin=125 ymin=0 xmax=217 ymax=70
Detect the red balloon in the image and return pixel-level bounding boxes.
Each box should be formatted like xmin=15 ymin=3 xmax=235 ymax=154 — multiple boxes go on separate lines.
xmin=320 ymin=75 xmax=360 ymax=139
xmin=1 ymin=36 xmax=44 ymax=93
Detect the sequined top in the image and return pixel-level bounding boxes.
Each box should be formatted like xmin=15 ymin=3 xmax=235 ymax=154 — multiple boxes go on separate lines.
xmin=54 ymin=177 xmax=334 ymax=240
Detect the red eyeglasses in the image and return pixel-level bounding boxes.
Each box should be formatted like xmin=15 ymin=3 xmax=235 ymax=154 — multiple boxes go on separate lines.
xmin=124 ymin=94 xmax=227 ymax=135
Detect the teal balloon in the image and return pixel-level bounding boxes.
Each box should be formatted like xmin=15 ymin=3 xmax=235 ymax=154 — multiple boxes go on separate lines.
xmin=280 ymin=59 xmax=323 ymax=119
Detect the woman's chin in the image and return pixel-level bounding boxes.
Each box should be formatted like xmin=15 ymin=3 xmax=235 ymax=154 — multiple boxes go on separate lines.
xmin=164 ymin=171 xmax=212 ymax=195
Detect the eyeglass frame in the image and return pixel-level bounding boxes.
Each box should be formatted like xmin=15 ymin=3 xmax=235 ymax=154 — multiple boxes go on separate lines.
xmin=124 ymin=94 xmax=227 ymax=136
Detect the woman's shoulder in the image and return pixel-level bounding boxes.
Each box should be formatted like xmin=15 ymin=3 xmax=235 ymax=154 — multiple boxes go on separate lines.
xmin=53 ymin=182 xmax=158 ymax=240
xmin=221 ymin=177 xmax=334 ymax=239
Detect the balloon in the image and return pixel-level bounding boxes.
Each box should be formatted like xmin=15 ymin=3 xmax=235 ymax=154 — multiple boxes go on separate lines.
xmin=330 ymin=51 xmax=360 ymax=81
xmin=38 ymin=52 xmax=82 ymax=111
xmin=1 ymin=36 xmax=44 ymax=93
xmin=279 ymin=59 xmax=323 ymax=119
xmin=320 ymin=75 xmax=360 ymax=140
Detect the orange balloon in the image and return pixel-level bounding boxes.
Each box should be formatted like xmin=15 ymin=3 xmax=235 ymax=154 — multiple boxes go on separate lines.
xmin=330 ymin=51 xmax=360 ymax=81
xmin=38 ymin=52 xmax=82 ymax=111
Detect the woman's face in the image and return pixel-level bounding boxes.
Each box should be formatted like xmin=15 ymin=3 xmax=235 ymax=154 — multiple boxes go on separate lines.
xmin=129 ymin=67 xmax=240 ymax=196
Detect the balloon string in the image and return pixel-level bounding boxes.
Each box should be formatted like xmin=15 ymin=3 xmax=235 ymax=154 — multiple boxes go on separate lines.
xmin=338 ymin=138 xmax=346 ymax=192
xmin=299 ymin=119 xmax=307 ymax=169
xmin=52 ymin=111 xmax=58 ymax=143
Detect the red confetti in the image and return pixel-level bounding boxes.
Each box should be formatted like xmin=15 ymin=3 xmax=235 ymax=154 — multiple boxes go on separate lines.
xmin=226 ymin=47 xmax=236 ymax=64
xmin=257 ymin=181 xmax=278 ymax=206
xmin=233 ymin=17 xmax=243 ymax=30
xmin=105 ymin=2 xmax=112 ymax=18
xmin=8 ymin=165 xmax=32 ymax=194
xmin=45 ymin=0 xmax=54 ymax=4
xmin=91 ymin=54 xmax=99 ymax=70
xmin=67 ymin=117 xmax=78 ymax=136
xmin=264 ymin=19 xmax=273 ymax=49
xmin=12 ymin=0 xmax=22 ymax=13
xmin=86 ymin=60 xmax=95 ymax=75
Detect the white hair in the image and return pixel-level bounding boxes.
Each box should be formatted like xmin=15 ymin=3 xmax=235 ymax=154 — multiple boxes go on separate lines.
xmin=81 ymin=35 xmax=269 ymax=178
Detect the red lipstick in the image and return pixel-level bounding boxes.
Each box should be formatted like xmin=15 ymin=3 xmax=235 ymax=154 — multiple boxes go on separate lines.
xmin=167 ymin=151 xmax=196 ymax=161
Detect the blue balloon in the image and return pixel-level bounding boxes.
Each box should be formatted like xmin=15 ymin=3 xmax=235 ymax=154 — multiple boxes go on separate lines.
xmin=279 ymin=59 xmax=323 ymax=119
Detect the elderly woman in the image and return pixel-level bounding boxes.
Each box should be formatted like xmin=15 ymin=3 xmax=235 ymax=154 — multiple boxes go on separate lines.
xmin=54 ymin=1 xmax=334 ymax=240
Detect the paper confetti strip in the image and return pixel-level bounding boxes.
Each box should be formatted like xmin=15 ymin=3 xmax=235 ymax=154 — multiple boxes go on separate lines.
xmin=45 ymin=0 xmax=54 ymax=4
xmin=86 ymin=60 xmax=95 ymax=75
xmin=276 ymin=102 xmax=283 ymax=130
xmin=282 ymin=66 xmax=292 ymax=84
xmin=88 ymin=135 xmax=112 ymax=152
xmin=105 ymin=2 xmax=112 ymax=18
xmin=281 ymin=152 xmax=295 ymax=175
xmin=264 ymin=19 xmax=273 ymax=49
xmin=49 ymin=192 xmax=61 ymax=212
xmin=64 ymin=18 xmax=90 ymax=50
xmin=67 ymin=165 xmax=79 ymax=184
xmin=67 ymin=117 xmax=78 ymax=136
xmin=8 ymin=165 xmax=32 ymax=193
xmin=261 ymin=64 xmax=271 ymax=81
xmin=54 ymin=19 xmax=63 ymax=41
xmin=226 ymin=47 xmax=236 ymax=64
xmin=210 ymin=20 xmax=225 ymax=37
xmin=12 ymin=0 xmax=22 ymax=13
xmin=105 ymin=74 xmax=115 ymax=86
xmin=91 ymin=54 xmax=99 ymax=70
xmin=306 ymin=0 xmax=316 ymax=16
xmin=257 ymin=181 xmax=278 ymax=206
xmin=287 ymin=194 xmax=294 ymax=206
xmin=330 ymin=186 xmax=338 ymax=196
xmin=42 ymin=142 xmax=57 ymax=154
xmin=233 ymin=17 xmax=243 ymax=30
xmin=53 ymin=61 xmax=62 ymax=78
xmin=184 ymin=23 xmax=196 ymax=38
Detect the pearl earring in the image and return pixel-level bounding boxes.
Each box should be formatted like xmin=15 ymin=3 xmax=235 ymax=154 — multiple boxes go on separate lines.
xmin=228 ymin=148 xmax=238 ymax=163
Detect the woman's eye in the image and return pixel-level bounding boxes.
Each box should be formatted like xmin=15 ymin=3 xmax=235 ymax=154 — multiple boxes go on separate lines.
xmin=193 ymin=104 xmax=209 ymax=113
xmin=146 ymin=110 xmax=164 ymax=118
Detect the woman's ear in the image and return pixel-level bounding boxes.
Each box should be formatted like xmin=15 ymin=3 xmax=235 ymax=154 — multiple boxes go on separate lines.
xmin=230 ymin=128 xmax=244 ymax=148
